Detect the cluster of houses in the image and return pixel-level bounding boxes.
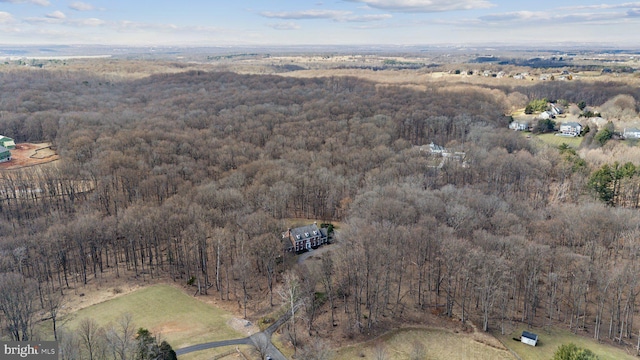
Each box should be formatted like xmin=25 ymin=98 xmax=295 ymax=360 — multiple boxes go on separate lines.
xmin=510 ymin=118 xmax=583 ymax=137
xmin=509 ymin=103 xmax=588 ymax=137
xmin=0 ymin=135 xmax=15 ymax=163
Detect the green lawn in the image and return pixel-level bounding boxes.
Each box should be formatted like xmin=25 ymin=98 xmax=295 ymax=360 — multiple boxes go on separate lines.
xmin=533 ymin=133 xmax=583 ymax=149
xmin=335 ymin=328 xmax=514 ymax=360
xmin=494 ymin=326 xmax=637 ymax=360
xmin=56 ymin=284 xmax=244 ymax=349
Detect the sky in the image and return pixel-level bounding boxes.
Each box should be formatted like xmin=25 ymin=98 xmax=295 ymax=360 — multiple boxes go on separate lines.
xmin=1 ymin=0 xmax=640 ymax=47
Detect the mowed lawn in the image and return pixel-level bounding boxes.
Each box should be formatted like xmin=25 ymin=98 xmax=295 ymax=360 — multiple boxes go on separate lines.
xmin=495 ymin=326 xmax=637 ymax=360
xmin=59 ymin=284 xmax=244 ymax=350
xmin=534 ymin=133 xmax=583 ymax=148
xmin=335 ymin=328 xmax=514 ymax=360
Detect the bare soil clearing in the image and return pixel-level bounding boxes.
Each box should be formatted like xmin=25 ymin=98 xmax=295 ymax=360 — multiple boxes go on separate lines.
xmin=0 ymin=142 xmax=58 ymax=170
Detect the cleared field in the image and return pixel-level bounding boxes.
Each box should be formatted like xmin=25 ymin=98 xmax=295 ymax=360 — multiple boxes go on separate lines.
xmin=59 ymin=284 xmax=245 ymax=350
xmin=335 ymin=328 xmax=514 ymax=360
xmin=533 ymin=133 xmax=583 ymax=149
xmin=495 ymin=326 xmax=637 ymax=360
xmin=0 ymin=142 xmax=59 ymax=169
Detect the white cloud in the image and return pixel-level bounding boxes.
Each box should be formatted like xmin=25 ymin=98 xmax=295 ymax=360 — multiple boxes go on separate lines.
xmin=344 ymin=13 xmax=392 ymax=22
xmin=344 ymin=0 xmax=495 ymax=12
xmin=78 ymin=17 xmax=104 ymax=26
xmin=69 ymin=1 xmax=94 ymax=11
xmin=0 ymin=11 xmax=14 ymax=23
xmin=25 ymin=15 xmax=105 ymax=26
xmin=46 ymin=10 xmax=66 ymax=19
xmin=260 ymin=9 xmax=391 ymax=22
xmin=479 ymin=10 xmax=632 ymax=24
xmin=0 ymin=0 xmax=50 ymax=6
xmin=267 ymin=22 xmax=301 ymax=30
xmin=559 ymin=2 xmax=640 ymax=11
xmin=260 ymin=9 xmax=351 ymax=20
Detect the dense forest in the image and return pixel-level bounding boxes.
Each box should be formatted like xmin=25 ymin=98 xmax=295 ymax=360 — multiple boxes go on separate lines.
xmin=1 ymin=66 xmax=640 ymax=354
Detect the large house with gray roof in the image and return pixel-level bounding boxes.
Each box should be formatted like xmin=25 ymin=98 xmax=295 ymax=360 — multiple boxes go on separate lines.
xmin=282 ymin=223 xmax=329 ymax=252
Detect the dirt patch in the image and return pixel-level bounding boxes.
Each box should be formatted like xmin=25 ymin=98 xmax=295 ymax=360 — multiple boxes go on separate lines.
xmin=0 ymin=142 xmax=59 ymax=170
xmin=152 ymin=321 xmax=191 ymax=336
xmin=60 ymin=279 xmax=145 ymax=316
xmin=227 ymin=317 xmax=260 ymax=337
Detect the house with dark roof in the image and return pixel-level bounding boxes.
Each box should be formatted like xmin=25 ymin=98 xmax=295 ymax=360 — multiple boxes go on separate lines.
xmin=0 ymin=146 xmax=11 ymax=163
xmin=282 ymin=223 xmax=329 ymax=252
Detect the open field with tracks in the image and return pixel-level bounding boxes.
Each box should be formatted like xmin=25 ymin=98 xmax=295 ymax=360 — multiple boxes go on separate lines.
xmin=0 ymin=142 xmax=58 ymax=169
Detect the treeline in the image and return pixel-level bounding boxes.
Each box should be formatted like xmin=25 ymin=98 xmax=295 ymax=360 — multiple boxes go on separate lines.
xmin=0 ymin=67 xmax=639 ymax=349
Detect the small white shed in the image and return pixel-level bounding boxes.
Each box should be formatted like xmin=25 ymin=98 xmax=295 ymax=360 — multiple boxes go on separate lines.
xmin=521 ymin=331 xmax=538 ymax=346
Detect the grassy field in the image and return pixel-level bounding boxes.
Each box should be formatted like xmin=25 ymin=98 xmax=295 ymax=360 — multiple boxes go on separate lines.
xmin=495 ymin=326 xmax=638 ymax=360
xmin=533 ymin=133 xmax=583 ymax=149
xmin=335 ymin=328 xmax=514 ymax=360
xmin=57 ymin=284 xmax=244 ymax=350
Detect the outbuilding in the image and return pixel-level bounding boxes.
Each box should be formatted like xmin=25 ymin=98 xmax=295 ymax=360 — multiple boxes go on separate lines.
xmin=521 ymin=331 xmax=538 ymax=346
xmin=0 ymin=146 xmax=11 ymax=163
xmin=0 ymin=135 xmax=15 ymax=149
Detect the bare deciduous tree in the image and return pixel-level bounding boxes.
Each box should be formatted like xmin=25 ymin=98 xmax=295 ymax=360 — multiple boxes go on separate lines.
xmin=0 ymin=272 xmax=38 ymax=341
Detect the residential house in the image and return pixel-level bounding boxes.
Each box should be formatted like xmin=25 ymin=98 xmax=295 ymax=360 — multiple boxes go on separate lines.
xmin=428 ymin=142 xmax=446 ymax=154
xmin=539 ymin=111 xmax=555 ymax=120
xmin=509 ymin=121 xmax=528 ymax=131
xmin=282 ymin=223 xmax=329 ymax=252
xmin=549 ymin=104 xmax=563 ymax=115
xmin=521 ymin=331 xmax=538 ymax=346
xmin=624 ymin=128 xmax=640 ymax=139
xmin=0 ymin=146 xmax=11 ymax=163
xmin=0 ymin=135 xmax=15 ymax=149
xmin=559 ymin=122 xmax=582 ymax=136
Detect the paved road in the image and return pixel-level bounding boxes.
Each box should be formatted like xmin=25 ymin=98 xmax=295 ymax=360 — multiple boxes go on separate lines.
xmin=175 ymin=337 xmax=251 ymax=356
xmin=175 ymin=303 xmax=293 ymax=359
xmin=297 ymin=238 xmax=341 ymax=265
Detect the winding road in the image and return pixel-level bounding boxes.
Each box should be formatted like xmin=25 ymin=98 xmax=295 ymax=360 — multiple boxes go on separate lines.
xmin=175 ymin=310 xmax=291 ymax=359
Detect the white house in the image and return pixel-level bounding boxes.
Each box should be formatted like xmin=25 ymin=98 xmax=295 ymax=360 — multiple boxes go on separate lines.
xmin=509 ymin=121 xmax=528 ymax=131
xmin=559 ymin=122 xmax=582 ymax=136
xmin=539 ymin=111 xmax=555 ymax=120
xmin=624 ymin=128 xmax=640 ymax=139
xmin=521 ymin=331 xmax=538 ymax=346
xmin=428 ymin=142 xmax=446 ymax=154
